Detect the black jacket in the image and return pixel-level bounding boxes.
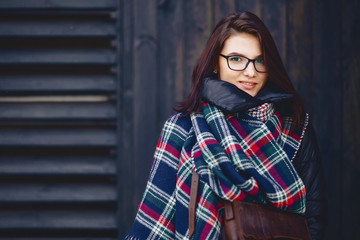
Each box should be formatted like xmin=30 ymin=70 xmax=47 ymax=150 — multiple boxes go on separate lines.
xmin=202 ymin=77 xmax=328 ymax=240
xmin=292 ymin=124 xmax=327 ymax=240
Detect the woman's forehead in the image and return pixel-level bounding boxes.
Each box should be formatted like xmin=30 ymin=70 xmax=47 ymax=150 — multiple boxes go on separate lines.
xmin=222 ymin=32 xmax=262 ymax=58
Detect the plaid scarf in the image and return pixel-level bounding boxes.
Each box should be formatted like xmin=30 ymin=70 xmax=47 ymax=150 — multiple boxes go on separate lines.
xmin=125 ymin=103 xmax=307 ymax=240
xmin=246 ymin=102 xmax=274 ymax=122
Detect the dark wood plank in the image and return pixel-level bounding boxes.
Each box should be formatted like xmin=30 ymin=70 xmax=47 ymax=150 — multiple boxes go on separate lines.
xmin=341 ymin=0 xmax=360 ymax=239
xmin=0 ymin=156 xmax=116 ymax=175
xmin=0 ymin=49 xmax=116 ymax=65
xmin=0 ymin=184 xmax=116 ymax=202
xmin=235 ymin=0 xmax=259 ymax=16
xmin=312 ymin=1 xmax=342 ymax=240
xmin=261 ymin=0 xmax=287 ymax=63
xmin=0 ymin=21 xmax=116 ymax=37
xmin=0 ymin=103 xmax=116 ymax=120
xmin=157 ymin=0 xmax=184 ymax=125
xmin=4 ymin=239 xmax=117 ymax=240
xmin=0 ymin=75 xmax=115 ymax=93
xmin=132 ymin=0 xmax=158 ymax=210
xmin=0 ymin=128 xmax=116 ymax=147
xmin=0 ymin=210 xmax=116 ymax=229
xmin=118 ymin=0 xmax=135 ymax=237
xmin=183 ymin=0 xmax=213 ymax=92
xmin=213 ymin=0 xmax=236 ymax=24
xmin=286 ymin=0 xmax=314 ymax=115
xmin=0 ymin=0 xmax=117 ymax=9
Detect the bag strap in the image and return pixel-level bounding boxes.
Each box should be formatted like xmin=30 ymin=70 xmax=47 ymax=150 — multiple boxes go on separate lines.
xmin=188 ymin=169 xmax=234 ymax=239
xmin=189 ymin=168 xmax=199 ymax=238
xmin=223 ymin=200 xmax=235 ymax=221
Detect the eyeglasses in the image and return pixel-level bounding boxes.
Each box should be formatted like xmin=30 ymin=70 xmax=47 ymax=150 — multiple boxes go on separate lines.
xmin=219 ymin=54 xmax=267 ymax=73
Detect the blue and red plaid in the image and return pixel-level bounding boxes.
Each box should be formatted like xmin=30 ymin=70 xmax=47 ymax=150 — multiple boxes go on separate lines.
xmin=246 ymin=102 xmax=275 ymax=122
xmin=125 ymin=102 xmax=308 ymax=240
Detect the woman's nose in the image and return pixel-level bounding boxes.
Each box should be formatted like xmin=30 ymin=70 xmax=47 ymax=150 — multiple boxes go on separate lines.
xmin=243 ymin=62 xmax=256 ymax=77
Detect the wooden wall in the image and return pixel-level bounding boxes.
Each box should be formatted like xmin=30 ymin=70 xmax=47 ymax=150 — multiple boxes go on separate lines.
xmin=0 ymin=0 xmax=359 ymax=239
xmin=120 ymin=0 xmax=360 ymax=239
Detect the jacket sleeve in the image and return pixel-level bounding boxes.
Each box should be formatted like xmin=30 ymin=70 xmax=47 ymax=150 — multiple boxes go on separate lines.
xmin=293 ymin=123 xmax=328 ymax=240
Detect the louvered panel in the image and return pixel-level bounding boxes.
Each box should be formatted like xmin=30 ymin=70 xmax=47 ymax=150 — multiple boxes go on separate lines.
xmin=0 ymin=0 xmax=117 ymax=9
xmin=0 ymin=0 xmax=120 ymax=238
xmin=0 ymin=210 xmax=116 ymax=229
xmin=5 ymin=239 xmax=116 ymax=240
xmin=7 ymin=239 xmax=117 ymax=240
xmin=0 ymin=127 xmax=116 ymax=147
xmin=0 ymin=21 xmax=116 ymax=38
xmin=0 ymin=182 xmax=116 ymax=202
xmin=0 ymin=155 xmax=116 ymax=175
xmin=0 ymin=208 xmax=117 ymax=238
xmin=0 ymin=11 xmax=116 ymax=38
xmin=0 ymin=102 xmax=116 ymax=120
xmin=0 ymin=49 xmax=116 ymax=65
xmin=0 ymin=74 xmax=115 ymax=93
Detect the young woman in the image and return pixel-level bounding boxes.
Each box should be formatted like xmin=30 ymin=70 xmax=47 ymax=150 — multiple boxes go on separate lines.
xmin=125 ymin=11 xmax=327 ymax=240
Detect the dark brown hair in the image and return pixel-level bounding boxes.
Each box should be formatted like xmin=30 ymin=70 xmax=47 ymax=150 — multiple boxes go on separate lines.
xmin=175 ymin=11 xmax=305 ymax=127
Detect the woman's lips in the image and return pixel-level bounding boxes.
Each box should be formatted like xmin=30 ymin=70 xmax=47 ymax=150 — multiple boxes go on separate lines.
xmin=239 ymin=81 xmax=256 ymax=90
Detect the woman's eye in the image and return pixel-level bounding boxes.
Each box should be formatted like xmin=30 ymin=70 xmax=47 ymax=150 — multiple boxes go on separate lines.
xmin=255 ymin=58 xmax=264 ymax=64
xmin=229 ymin=56 xmax=243 ymax=62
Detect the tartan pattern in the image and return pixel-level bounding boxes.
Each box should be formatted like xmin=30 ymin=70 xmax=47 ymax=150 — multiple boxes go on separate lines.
xmin=125 ymin=104 xmax=308 ymax=240
xmin=246 ymin=102 xmax=274 ymax=122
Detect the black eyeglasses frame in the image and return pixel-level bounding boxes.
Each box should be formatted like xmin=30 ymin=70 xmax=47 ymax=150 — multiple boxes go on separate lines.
xmin=219 ymin=54 xmax=267 ymax=73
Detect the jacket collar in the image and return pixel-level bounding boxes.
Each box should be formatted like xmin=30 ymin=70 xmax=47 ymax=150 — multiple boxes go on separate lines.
xmin=201 ymin=76 xmax=293 ymax=113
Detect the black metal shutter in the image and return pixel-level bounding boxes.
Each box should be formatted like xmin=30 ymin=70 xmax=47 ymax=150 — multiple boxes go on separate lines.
xmin=0 ymin=1 xmax=121 ymax=238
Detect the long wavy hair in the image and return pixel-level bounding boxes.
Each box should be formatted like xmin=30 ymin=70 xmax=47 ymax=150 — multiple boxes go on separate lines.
xmin=175 ymin=11 xmax=305 ymax=128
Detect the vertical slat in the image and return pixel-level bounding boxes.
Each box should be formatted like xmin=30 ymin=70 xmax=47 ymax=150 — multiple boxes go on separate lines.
xmin=341 ymin=0 xmax=360 ymax=239
xmin=235 ymin=0 xmax=260 ymax=16
xmin=213 ymin=0 xmax=236 ymax=24
xmin=133 ymin=0 xmax=158 ymax=220
xmin=157 ymin=0 xmax=185 ymax=125
xmin=183 ymin=0 xmax=213 ymax=92
xmin=0 ymin=0 xmax=117 ymax=9
xmin=118 ymin=0 xmax=135 ymax=237
xmin=113 ymin=1 xmax=123 ymax=238
xmin=312 ymin=1 xmax=342 ymax=239
xmin=311 ymin=0 xmax=345 ymax=240
xmin=286 ymin=0 xmax=314 ymax=115
xmin=261 ymin=0 xmax=287 ymax=64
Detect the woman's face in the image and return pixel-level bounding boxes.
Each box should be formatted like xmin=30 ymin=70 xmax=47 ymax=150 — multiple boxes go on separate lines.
xmin=218 ymin=32 xmax=268 ymax=97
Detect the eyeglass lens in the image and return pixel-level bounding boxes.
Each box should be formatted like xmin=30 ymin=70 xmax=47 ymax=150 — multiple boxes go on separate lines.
xmin=227 ymin=56 xmax=266 ymax=72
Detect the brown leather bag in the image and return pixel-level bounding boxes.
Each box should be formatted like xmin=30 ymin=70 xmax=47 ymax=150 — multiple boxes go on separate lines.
xmin=189 ymin=169 xmax=312 ymax=240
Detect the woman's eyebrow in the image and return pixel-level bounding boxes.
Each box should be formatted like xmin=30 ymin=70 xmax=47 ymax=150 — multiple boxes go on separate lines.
xmin=226 ymin=52 xmax=263 ymax=58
